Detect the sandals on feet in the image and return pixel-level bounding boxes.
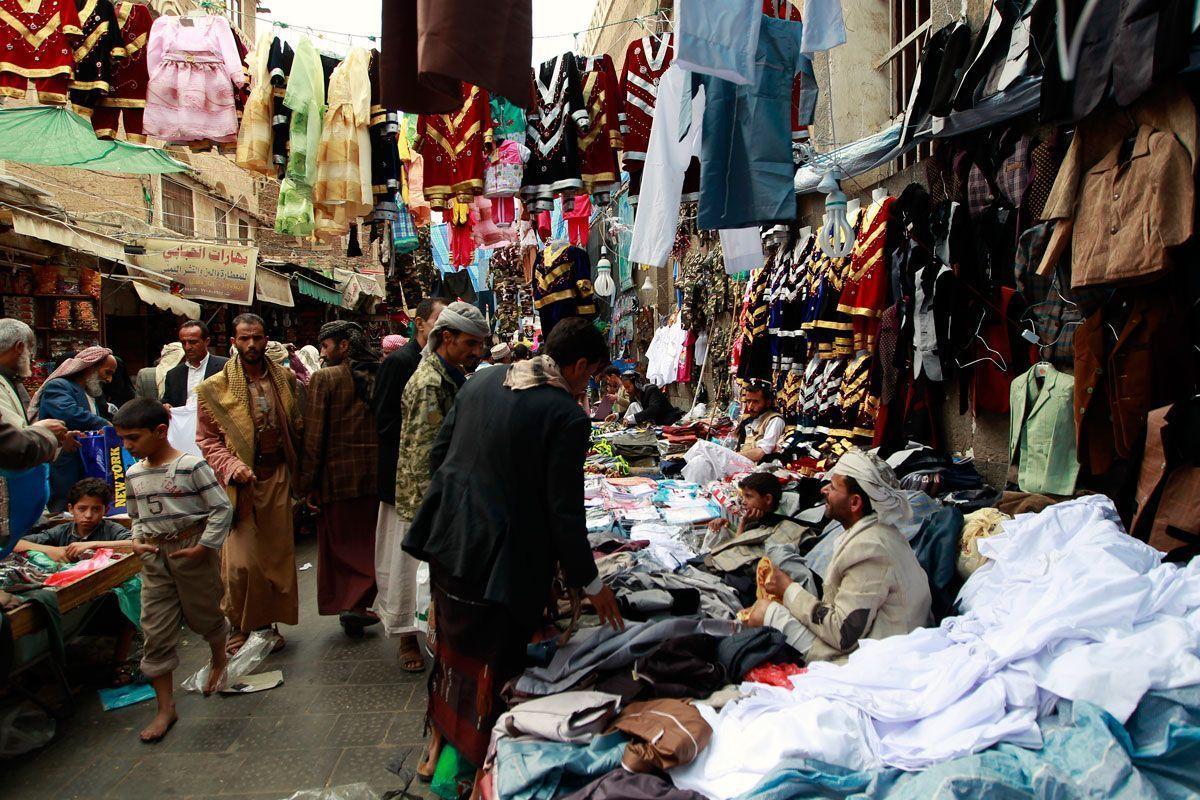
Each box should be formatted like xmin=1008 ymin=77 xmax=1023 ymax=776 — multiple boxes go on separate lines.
xmin=398 ymin=636 xmax=425 ymax=673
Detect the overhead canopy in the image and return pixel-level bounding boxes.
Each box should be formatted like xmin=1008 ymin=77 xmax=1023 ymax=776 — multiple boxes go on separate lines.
xmin=295 ymin=274 xmax=342 ymax=306
xmin=255 ymin=267 xmax=294 ymax=307
xmin=0 ymin=107 xmax=189 ymax=173
xmin=6 ymin=207 xmax=126 ymax=261
xmin=132 ymin=280 xmax=201 ymax=318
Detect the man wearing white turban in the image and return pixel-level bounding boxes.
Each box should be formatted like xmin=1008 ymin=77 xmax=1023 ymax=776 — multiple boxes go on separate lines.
xmin=750 ymin=448 xmax=931 ymax=663
xmin=382 ymin=302 xmax=487 ymax=671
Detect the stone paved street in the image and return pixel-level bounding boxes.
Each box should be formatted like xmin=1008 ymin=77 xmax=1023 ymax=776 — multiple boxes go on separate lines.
xmin=5 ymin=539 xmax=435 ymax=800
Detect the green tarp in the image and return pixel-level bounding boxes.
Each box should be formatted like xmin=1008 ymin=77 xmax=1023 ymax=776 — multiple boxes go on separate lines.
xmin=295 ymin=275 xmax=342 ymax=306
xmin=0 ymin=106 xmax=189 ymax=173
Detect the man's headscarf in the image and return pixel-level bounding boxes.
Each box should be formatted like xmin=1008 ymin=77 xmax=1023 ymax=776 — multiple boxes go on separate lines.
xmin=295 ymin=345 xmax=321 ymax=377
xmin=27 ymin=345 xmax=112 ymax=419
xmin=422 ymin=301 xmax=489 ymax=356
xmin=318 ymin=320 xmax=380 ymax=401
xmin=828 ymin=448 xmax=913 ymax=525
xmin=265 ymin=341 xmax=289 ymax=366
xmin=382 ymin=334 xmax=407 ymax=355
xmin=154 ymin=342 xmax=185 ymax=398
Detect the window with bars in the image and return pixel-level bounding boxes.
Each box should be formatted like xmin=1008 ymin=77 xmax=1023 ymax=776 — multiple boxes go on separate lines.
xmin=213 ymin=205 xmax=228 ymax=240
xmin=886 ymin=0 xmax=932 ymax=170
xmin=161 ymin=178 xmax=194 ymax=236
xmin=238 ymin=217 xmax=251 ymax=244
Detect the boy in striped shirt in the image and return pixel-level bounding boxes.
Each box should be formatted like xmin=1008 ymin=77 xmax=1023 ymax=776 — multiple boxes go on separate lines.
xmin=113 ymin=398 xmax=233 ymax=743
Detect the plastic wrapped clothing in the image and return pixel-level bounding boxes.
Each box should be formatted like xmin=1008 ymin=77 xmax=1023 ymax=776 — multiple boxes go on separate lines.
xmin=275 ymin=37 xmax=325 ymax=235
xmin=682 ymin=439 xmax=755 ymax=485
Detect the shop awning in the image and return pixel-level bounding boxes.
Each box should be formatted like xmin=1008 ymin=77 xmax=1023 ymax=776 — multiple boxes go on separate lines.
xmin=0 ymin=107 xmax=189 ymax=173
xmin=255 ymin=267 xmax=294 ymax=307
xmin=131 ymin=280 xmax=201 ymax=318
xmin=6 ymin=207 xmax=126 ymax=261
xmin=295 ymin=274 xmax=342 ymax=306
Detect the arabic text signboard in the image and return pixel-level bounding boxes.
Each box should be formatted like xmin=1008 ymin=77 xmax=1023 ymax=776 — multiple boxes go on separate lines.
xmin=133 ymin=238 xmax=259 ymax=305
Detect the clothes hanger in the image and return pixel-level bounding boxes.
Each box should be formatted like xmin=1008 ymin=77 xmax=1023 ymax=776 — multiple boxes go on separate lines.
xmin=1053 ymin=0 xmax=1104 ymax=82
xmin=955 ymin=313 xmax=1008 ymax=372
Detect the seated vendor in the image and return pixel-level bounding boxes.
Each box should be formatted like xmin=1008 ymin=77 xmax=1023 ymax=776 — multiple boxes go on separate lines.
xmin=704 ymin=472 xmax=811 ymax=573
xmin=735 ymin=380 xmax=784 ymax=463
xmin=602 ymin=366 xmax=631 ymax=421
xmin=620 ymin=370 xmax=682 ymax=426
xmin=15 ymin=477 xmax=131 ymax=563
xmin=746 ymin=449 xmax=931 ymax=663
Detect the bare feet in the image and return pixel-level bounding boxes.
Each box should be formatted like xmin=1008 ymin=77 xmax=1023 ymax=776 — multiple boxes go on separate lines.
xmin=417 ymin=729 xmax=443 ymax=781
xmin=203 ymin=652 xmax=228 ymax=696
xmin=139 ymin=706 xmax=178 ymax=743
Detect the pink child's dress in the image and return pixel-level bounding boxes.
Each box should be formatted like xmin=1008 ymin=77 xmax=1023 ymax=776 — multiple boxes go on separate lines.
xmin=144 ymin=15 xmax=246 ymax=143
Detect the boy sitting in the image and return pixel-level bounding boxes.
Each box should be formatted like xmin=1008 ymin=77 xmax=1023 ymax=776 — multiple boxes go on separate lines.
xmin=704 ymin=472 xmax=811 ymax=574
xmin=15 ymin=478 xmax=131 ymax=562
xmin=113 ymin=398 xmax=233 ymax=743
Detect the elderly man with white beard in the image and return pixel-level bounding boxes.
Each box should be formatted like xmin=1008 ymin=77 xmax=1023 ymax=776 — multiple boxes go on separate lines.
xmin=31 ymin=345 xmax=117 ymax=512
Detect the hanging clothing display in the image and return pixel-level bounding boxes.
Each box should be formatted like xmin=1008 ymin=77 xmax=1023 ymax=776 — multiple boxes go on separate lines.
xmin=0 ymin=0 xmax=83 ymax=104
xmin=416 ymin=82 xmax=492 ymax=211
xmin=379 ymin=0 xmax=531 ymax=115
xmin=143 ymin=14 xmax=246 ymax=143
xmin=836 ymin=196 xmax=894 ymax=354
xmin=522 ymin=53 xmax=589 ymax=211
xmin=1130 ymin=402 xmax=1200 ymax=559
xmin=696 ymin=15 xmax=810 ymax=229
xmin=68 ymin=0 xmax=126 ymax=115
xmin=628 ymin=64 xmax=704 ymax=269
xmin=575 ymin=53 xmax=623 ymax=201
xmin=619 ymin=33 xmax=674 ymax=192
xmin=235 ymin=30 xmax=275 ymax=174
xmin=367 ymin=50 xmax=401 ymax=206
xmin=1008 ymin=364 xmax=1078 ymax=496
xmin=267 ymin=36 xmax=294 ymax=175
xmin=313 ymin=47 xmax=374 ymax=242
xmin=91 ymin=0 xmax=153 ymax=141
xmin=275 ymin=35 xmax=325 ymax=236
xmin=675 ymin=0 xmax=762 ymax=86
xmin=533 ymin=243 xmax=596 ymax=337
xmin=490 ymin=93 xmax=527 ymax=143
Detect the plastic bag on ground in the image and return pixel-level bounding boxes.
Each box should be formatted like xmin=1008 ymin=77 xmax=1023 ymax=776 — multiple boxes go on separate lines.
xmin=182 ymin=629 xmax=274 ymax=693
xmin=0 ymin=704 xmax=55 ymax=757
xmin=681 ymin=439 xmax=754 ymax=485
xmin=280 ymin=784 xmax=380 ymax=800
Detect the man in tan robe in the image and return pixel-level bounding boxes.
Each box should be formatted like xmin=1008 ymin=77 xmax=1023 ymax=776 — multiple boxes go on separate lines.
xmin=196 ymin=313 xmax=302 ymax=654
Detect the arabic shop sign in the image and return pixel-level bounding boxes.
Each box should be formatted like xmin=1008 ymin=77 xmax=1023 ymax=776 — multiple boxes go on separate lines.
xmin=132 ymin=238 xmax=259 ymax=305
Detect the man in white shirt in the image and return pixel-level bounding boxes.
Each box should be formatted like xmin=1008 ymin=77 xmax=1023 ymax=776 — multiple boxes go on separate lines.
xmin=162 ymin=320 xmax=228 ymax=408
xmin=736 ymin=379 xmax=785 ymax=463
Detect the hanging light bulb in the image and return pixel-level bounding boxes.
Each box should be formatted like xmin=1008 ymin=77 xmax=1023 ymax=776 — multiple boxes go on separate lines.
xmin=593 ymin=246 xmax=615 ymax=297
xmin=817 ymin=170 xmax=855 ymax=258
xmin=640 ymin=267 xmax=654 ymax=294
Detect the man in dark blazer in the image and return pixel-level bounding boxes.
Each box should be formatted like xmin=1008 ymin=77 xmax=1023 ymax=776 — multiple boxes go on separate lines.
xmin=402 ymin=317 xmax=623 ymax=776
xmin=162 ymin=320 xmax=228 ymax=408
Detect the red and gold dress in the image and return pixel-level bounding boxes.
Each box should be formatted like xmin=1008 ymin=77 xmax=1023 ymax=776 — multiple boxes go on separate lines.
xmin=575 ymin=53 xmax=622 ymax=203
xmin=0 ymin=0 xmax=83 ymax=104
xmin=416 ymin=82 xmax=492 ymax=211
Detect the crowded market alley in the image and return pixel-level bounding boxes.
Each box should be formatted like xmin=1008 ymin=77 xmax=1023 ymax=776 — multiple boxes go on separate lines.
xmin=2 ymin=0 xmax=1200 ymax=799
